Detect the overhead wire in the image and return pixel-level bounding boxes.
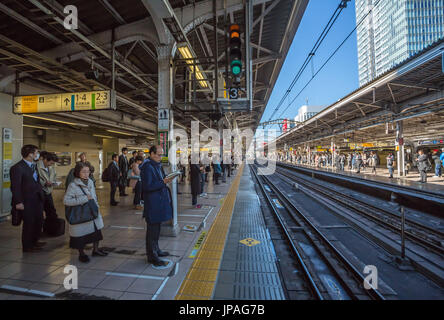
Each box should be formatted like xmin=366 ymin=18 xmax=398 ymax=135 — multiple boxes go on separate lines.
xmin=275 ymin=0 xmax=383 ymax=121
xmin=266 ymin=0 xmax=351 ymax=122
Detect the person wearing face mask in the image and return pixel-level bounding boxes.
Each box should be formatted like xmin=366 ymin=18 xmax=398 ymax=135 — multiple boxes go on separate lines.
xmin=10 ymin=145 xmax=45 ymax=252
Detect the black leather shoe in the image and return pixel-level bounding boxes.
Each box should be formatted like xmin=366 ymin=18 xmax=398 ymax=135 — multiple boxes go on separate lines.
xmin=79 ymin=254 xmax=90 ymax=263
xmin=120 ymin=194 xmax=128 ymax=197
xmin=34 ymin=241 xmax=47 ymax=248
xmin=148 ymin=259 xmax=168 ymax=267
xmin=23 ymin=247 xmax=41 ymax=253
xmin=110 ymin=202 xmax=119 ymax=206
xmin=157 ymin=250 xmax=170 ymax=257
xmin=92 ymin=249 xmax=108 ymax=256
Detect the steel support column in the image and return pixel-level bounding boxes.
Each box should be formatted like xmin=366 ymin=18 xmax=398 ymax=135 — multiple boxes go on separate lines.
xmin=158 ymin=45 xmax=179 ymax=237
xmin=396 ymin=120 xmax=405 ymax=177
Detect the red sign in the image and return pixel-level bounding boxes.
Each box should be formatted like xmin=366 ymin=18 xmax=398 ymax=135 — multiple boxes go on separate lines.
xmin=283 ymin=119 xmax=288 ymax=132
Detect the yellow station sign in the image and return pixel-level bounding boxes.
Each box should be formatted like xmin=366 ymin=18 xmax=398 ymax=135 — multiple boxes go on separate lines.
xmin=13 ymin=90 xmax=115 ymax=114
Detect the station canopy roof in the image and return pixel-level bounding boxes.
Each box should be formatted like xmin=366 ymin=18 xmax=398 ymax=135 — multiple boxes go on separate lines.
xmin=0 ymin=0 xmax=309 ymax=138
xmin=276 ymin=38 xmax=444 ymax=149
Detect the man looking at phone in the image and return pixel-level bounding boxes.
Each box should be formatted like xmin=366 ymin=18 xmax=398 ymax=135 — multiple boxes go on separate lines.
xmin=140 ymin=145 xmax=173 ymax=267
xmin=37 ymin=151 xmax=60 ymax=221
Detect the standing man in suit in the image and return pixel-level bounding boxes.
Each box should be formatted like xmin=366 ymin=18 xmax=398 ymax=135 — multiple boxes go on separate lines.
xmin=118 ymin=147 xmax=129 ymax=197
xmin=108 ymin=154 xmax=120 ymax=206
xmin=10 ymin=145 xmax=45 ymax=252
xmin=37 ymin=151 xmax=59 ymax=221
xmin=140 ymin=145 xmax=173 ymax=267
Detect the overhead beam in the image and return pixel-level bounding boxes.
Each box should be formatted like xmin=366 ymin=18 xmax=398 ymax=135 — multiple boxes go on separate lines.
xmin=98 ymin=0 xmax=126 ymax=24
xmin=0 ymin=2 xmax=63 ymax=45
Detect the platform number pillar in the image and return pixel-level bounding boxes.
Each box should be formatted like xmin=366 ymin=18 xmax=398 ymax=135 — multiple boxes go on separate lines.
xmin=396 ymin=121 xmax=405 ymax=177
xmin=157 ymin=44 xmax=179 ymax=237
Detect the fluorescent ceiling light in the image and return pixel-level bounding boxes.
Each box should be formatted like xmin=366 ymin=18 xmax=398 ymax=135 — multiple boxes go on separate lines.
xmin=23 ymin=124 xmax=59 ymax=131
xmin=178 ymin=45 xmax=209 ymax=88
xmin=93 ymin=134 xmax=114 ymax=139
xmin=107 ymin=129 xmax=134 ymax=136
xmin=23 ymin=115 xmax=89 ymax=127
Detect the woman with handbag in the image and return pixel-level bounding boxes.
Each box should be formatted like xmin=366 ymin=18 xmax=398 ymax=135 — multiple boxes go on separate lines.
xmin=129 ymin=155 xmax=144 ymax=210
xmin=64 ymin=162 xmax=107 ymax=263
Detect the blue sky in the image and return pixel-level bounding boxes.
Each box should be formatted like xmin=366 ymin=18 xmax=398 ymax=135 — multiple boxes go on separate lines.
xmin=260 ymin=0 xmax=359 ymax=128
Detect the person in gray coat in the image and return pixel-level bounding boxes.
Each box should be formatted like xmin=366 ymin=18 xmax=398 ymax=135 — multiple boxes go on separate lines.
xmin=64 ymin=162 xmax=107 ymax=263
xmin=416 ymin=149 xmax=429 ymax=183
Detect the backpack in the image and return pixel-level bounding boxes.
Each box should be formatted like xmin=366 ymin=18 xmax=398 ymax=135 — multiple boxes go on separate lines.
xmin=102 ymin=167 xmax=110 ymax=182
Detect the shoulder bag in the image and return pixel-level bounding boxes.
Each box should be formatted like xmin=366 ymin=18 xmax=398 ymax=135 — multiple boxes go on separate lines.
xmin=65 ymin=185 xmax=99 ymax=225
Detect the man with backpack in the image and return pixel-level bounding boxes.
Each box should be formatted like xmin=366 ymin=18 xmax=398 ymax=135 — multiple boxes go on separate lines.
xmin=102 ymin=154 xmax=120 ymax=206
xmin=387 ymin=153 xmax=395 ymax=179
xmin=416 ymin=149 xmax=429 ymax=183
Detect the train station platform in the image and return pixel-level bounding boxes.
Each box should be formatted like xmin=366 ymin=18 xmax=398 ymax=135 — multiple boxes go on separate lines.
xmin=0 ymin=166 xmax=251 ymax=300
xmin=0 ymin=164 xmax=283 ymax=300
xmin=280 ymin=162 xmax=444 ymax=195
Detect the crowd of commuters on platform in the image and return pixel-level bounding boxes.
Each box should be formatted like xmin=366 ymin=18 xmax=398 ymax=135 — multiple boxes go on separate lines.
xmin=288 ymin=147 xmax=444 ymax=183
xmin=9 ymin=144 xmax=238 ymax=267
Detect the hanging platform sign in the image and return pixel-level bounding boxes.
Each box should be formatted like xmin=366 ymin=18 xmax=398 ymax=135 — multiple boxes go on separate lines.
xmin=158 ymin=108 xmax=169 ymax=131
xmin=13 ymin=90 xmax=116 ymax=114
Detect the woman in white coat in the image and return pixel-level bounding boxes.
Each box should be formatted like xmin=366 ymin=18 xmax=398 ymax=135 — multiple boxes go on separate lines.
xmin=64 ymin=162 xmax=107 ymax=263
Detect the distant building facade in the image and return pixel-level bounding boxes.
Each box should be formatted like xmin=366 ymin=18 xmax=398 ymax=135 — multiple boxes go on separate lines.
xmin=355 ymin=0 xmax=444 ymax=86
xmin=294 ymin=105 xmax=325 ymax=123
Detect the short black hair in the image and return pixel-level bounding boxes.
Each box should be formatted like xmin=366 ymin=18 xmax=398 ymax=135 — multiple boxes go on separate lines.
xmin=21 ymin=144 xmax=38 ymax=158
xmin=40 ymin=151 xmax=48 ymax=159
xmin=73 ymin=161 xmax=90 ymax=178
xmin=132 ymin=151 xmax=138 ymax=155
xmin=122 ymin=147 xmax=128 ymax=153
xmin=149 ymin=145 xmax=157 ymax=155
xmin=112 ymin=153 xmax=118 ymax=161
xmin=135 ymin=155 xmax=144 ymax=162
xmin=45 ymin=152 xmax=59 ymax=162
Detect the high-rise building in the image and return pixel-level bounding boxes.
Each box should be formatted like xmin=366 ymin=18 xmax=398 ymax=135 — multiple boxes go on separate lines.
xmin=294 ymin=105 xmax=325 ymax=123
xmin=355 ymin=0 xmax=444 ymax=86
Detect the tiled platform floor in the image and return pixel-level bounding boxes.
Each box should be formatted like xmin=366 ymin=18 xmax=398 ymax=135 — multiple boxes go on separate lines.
xmin=0 ymin=169 xmax=239 ymax=300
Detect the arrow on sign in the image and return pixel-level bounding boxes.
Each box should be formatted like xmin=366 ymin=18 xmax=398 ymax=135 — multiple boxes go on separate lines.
xmin=14 ymin=102 xmax=21 ymax=108
xmin=64 ymin=98 xmax=70 ymax=106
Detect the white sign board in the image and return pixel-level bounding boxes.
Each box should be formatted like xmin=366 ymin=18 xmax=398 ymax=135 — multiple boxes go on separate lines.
xmin=158 ymin=108 xmax=169 ymax=131
xmin=13 ymin=90 xmax=116 ymax=114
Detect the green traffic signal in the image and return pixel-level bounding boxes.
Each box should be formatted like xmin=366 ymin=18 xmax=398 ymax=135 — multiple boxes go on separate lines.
xmin=231 ymin=60 xmax=242 ymax=75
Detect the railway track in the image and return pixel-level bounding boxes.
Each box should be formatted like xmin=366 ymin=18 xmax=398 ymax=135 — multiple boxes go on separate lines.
xmin=275 ymin=165 xmax=444 ymax=256
xmin=251 ymin=164 xmax=385 ymax=300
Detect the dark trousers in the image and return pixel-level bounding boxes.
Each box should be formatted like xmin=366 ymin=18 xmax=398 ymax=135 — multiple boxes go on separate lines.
xmin=133 ymin=181 xmax=142 ymax=205
xmin=420 ymin=170 xmax=427 ymax=183
xmin=192 ymin=194 xmax=198 ymax=206
xmin=200 ymin=173 xmax=205 ymax=194
xmin=146 ymin=222 xmax=161 ymax=261
xmin=43 ymin=193 xmax=58 ymax=220
xmin=22 ymin=199 xmax=43 ymax=250
xmin=119 ymin=176 xmax=127 ymax=195
xmin=110 ymin=181 xmax=118 ymax=203
xmin=215 ymin=173 xmax=220 ymax=184
xmin=388 ymin=167 xmax=394 ymax=178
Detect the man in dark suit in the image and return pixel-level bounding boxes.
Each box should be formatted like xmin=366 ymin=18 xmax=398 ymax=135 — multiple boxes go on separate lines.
xmin=10 ymin=145 xmax=45 ymax=252
xmin=140 ymin=145 xmax=173 ymax=267
xmin=108 ymin=154 xmax=120 ymax=206
xmin=118 ymin=147 xmax=129 ymax=196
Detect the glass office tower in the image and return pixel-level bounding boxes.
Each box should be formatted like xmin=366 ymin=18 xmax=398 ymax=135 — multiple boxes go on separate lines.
xmin=355 ymin=0 xmax=444 ymax=86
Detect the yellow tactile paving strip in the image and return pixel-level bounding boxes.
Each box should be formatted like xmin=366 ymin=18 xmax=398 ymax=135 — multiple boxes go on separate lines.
xmin=175 ymin=163 xmax=245 ymax=300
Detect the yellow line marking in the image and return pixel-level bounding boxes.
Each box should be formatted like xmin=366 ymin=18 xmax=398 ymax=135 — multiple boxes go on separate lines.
xmin=175 ymin=163 xmax=245 ymax=299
